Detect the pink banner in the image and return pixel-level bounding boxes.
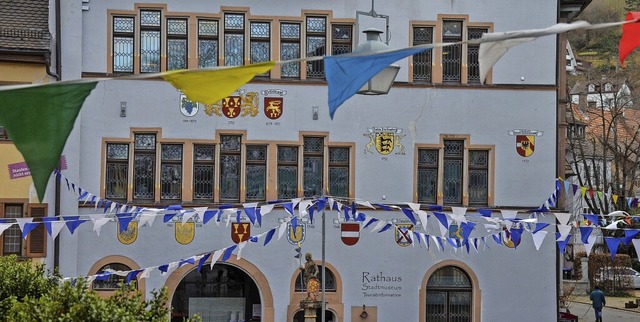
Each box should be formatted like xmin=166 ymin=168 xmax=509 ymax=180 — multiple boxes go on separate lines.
xmin=7 ymin=155 xmax=67 ymax=179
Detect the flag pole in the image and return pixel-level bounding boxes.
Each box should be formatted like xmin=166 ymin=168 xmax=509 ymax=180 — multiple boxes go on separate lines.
xmin=321 ymin=195 xmax=326 ymax=322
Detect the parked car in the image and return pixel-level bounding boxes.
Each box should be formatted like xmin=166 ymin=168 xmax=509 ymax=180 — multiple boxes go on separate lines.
xmin=593 ymin=267 xmax=640 ymax=289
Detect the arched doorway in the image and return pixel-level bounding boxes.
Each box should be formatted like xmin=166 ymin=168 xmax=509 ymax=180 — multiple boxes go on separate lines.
xmin=171 ymin=264 xmax=261 ymax=322
xmin=425 ymin=266 xmax=472 ymax=322
xmin=293 ymin=309 xmax=336 ymax=322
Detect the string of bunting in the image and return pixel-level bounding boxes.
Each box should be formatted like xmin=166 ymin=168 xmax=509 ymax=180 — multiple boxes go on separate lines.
xmin=4 ymin=173 xmax=629 ymax=282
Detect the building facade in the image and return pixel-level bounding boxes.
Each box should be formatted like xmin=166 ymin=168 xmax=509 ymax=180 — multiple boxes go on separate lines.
xmin=0 ymin=0 xmax=56 ymax=261
xmin=1 ymin=0 xmax=591 ymax=321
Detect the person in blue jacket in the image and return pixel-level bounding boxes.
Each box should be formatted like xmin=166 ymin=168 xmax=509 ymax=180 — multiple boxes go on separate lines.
xmin=590 ymin=285 xmax=606 ymax=322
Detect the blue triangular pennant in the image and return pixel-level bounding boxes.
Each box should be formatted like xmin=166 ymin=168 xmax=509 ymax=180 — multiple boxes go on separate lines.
xmin=604 ymin=237 xmax=622 ymax=260
xmin=580 ymin=226 xmax=594 ymax=244
xmin=263 ymin=228 xmax=276 ymax=246
xmin=401 ymin=208 xmax=417 ymax=225
xmin=221 ymin=245 xmax=237 ymax=262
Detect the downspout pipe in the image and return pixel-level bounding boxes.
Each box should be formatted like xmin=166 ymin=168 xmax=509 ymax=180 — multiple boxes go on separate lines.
xmin=53 ymin=0 xmax=62 ymax=271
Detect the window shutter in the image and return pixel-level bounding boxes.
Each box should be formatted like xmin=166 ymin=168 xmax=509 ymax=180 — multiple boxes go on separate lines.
xmin=0 ymin=203 xmax=4 ymax=255
xmin=27 ymin=204 xmax=47 ymax=257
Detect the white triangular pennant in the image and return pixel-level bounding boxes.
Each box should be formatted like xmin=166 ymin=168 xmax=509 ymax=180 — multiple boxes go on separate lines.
xmin=584 ymin=234 xmax=597 ymax=256
xmin=554 ymin=213 xmax=572 ymax=226
xmin=500 ymin=210 xmax=518 ymax=219
xmin=260 ymin=204 xmax=275 ymax=216
xmin=356 ymin=200 xmax=376 ymax=209
xmin=416 ymin=210 xmax=429 ymax=232
xmin=210 ymin=250 xmax=224 ymax=269
xmin=557 ymin=224 xmax=572 ymax=241
xmin=15 ymin=218 xmax=33 ymax=234
xmin=407 ymin=202 xmax=421 ymax=212
xmin=277 ymin=221 xmax=288 ymax=240
xmin=92 ymin=217 xmax=111 ymax=236
xmin=532 ymin=231 xmax=548 ymax=251
xmin=0 ymin=223 xmax=13 ymax=235
xmin=237 ymin=241 xmax=248 ymax=260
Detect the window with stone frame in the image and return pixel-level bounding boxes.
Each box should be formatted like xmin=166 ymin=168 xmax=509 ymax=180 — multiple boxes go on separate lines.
xmin=305 ymin=16 xmax=326 ymax=78
xmin=219 ymin=135 xmax=242 ymax=202
xmin=417 ymin=139 xmax=490 ymax=206
xmin=224 ymin=13 xmax=245 ymax=66
xmin=245 ymin=145 xmax=267 ymax=201
xmin=328 ymin=147 xmax=349 ymax=198
xmin=0 ymin=203 xmax=47 ymax=257
xmin=133 ymin=133 xmax=156 ymax=201
xmin=166 ymin=18 xmax=188 ymax=70
xmin=139 ymin=10 xmax=162 ymax=73
xmin=467 ymin=27 xmax=487 ymax=84
xmin=331 ymin=24 xmax=352 ymax=55
xmin=250 ymin=21 xmax=270 ymax=76
xmin=105 ymin=143 xmax=129 ymax=201
xmin=92 ymin=263 xmax=136 ymax=290
xmin=303 ymin=137 xmax=324 ymax=197
xmin=112 ymin=16 xmax=135 ymax=73
xmin=412 ymin=26 xmax=433 ymax=82
xmin=277 ymin=146 xmax=299 ymax=199
xmin=193 ymin=144 xmax=215 ymax=202
xmin=442 ymin=20 xmax=462 ymax=83
xmin=198 ymin=19 xmax=219 ymax=68
xmin=280 ymin=22 xmax=301 ymax=78
xmin=160 ymin=144 xmax=183 ymax=201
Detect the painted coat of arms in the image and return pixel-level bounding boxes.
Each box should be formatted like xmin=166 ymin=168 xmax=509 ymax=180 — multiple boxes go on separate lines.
xmin=395 ymin=223 xmax=414 ymax=247
xmin=509 ymin=129 xmax=543 ymax=158
xmin=231 ymin=222 xmax=251 ymax=244
xmin=117 ymin=221 xmax=138 ymax=245
xmin=264 ymin=97 xmax=283 ymax=119
xmin=286 ymin=222 xmax=306 ymax=245
xmin=175 ymin=222 xmax=195 ymax=245
xmin=364 ymin=127 xmax=405 ymax=155
xmin=180 ymin=94 xmax=199 ymax=117
xmin=341 ymin=222 xmax=360 ymax=246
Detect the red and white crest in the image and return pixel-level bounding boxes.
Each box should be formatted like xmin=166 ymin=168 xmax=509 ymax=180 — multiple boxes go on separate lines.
xmin=341 ymin=222 xmax=360 ymax=246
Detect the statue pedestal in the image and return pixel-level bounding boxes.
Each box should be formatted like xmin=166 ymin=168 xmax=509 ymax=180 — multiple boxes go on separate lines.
xmin=300 ymin=299 xmax=322 ymax=322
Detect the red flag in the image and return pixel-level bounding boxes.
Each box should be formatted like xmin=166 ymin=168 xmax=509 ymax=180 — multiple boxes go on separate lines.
xmin=619 ymin=12 xmax=640 ymax=66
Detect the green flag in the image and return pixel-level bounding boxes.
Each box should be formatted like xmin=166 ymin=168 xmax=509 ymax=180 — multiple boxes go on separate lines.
xmin=0 ymin=81 xmax=97 ymax=202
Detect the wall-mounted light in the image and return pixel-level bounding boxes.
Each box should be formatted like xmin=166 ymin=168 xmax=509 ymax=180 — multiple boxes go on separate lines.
xmin=312 ymin=105 xmax=319 ymax=120
xmin=360 ymin=304 xmax=368 ymax=319
xmin=120 ymin=101 xmax=127 ymax=117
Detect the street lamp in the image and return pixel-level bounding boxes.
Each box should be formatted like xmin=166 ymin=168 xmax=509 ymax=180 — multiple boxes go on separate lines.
xmin=354 ymin=28 xmax=400 ymax=95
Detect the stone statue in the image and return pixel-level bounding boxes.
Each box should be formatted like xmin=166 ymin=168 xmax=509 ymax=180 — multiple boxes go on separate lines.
xmin=302 ymin=252 xmax=319 ymax=301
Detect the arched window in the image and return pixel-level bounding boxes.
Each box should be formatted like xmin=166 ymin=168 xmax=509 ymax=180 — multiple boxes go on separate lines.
xmin=426 ymin=266 xmax=472 ymax=322
xmin=92 ymin=263 xmax=134 ymax=290
xmin=294 ymin=267 xmax=336 ymax=292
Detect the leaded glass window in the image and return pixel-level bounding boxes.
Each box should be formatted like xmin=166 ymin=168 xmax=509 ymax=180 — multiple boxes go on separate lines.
xmin=442 ymin=21 xmax=462 ymax=83
xmin=246 ymin=145 xmax=267 ymax=201
xmin=278 ymin=146 xmax=298 ymax=199
xmin=331 ymin=24 xmax=352 ymax=55
xmin=193 ymin=144 xmax=215 ymax=201
xmin=426 ymin=266 xmax=472 ymax=322
xmin=328 ymin=147 xmax=349 ymax=198
xmin=295 ymin=268 xmax=337 ymax=292
xmin=2 ymin=204 xmax=22 ymax=255
xmin=280 ymin=22 xmax=301 ymax=77
xmin=467 ymin=28 xmax=487 ymax=84
xmin=92 ymin=263 xmax=135 ymax=290
xmin=468 ymin=150 xmax=488 ymax=205
xmin=161 ymin=144 xmax=182 ymax=200
xmin=220 ymin=135 xmax=241 ymax=201
xmin=443 ymin=140 xmax=463 ymax=204
xmin=303 ymin=137 xmax=323 ymax=197
xmin=198 ymin=19 xmax=219 ymax=68
xmin=306 ymin=16 xmax=326 ymax=78
xmin=113 ymin=16 xmax=134 ymax=73
xmin=167 ymin=18 xmax=188 ymax=70
xmin=140 ymin=10 xmax=161 ymax=73
xmin=224 ymin=13 xmax=244 ymax=66
xmin=250 ymin=22 xmax=270 ymax=76
xmin=418 ymin=149 xmax=438 ymax=203
xmin=413 ymin=26 xmax=433 ymax=82
xmin=106 ymin=143 xmax=129 ymax=200
xmin=133 ymin=133 xmax=156 ymax=200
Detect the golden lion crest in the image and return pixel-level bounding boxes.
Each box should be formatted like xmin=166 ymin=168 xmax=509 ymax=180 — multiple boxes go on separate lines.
xmin=203 ymin=91 xmax=260 ymax=117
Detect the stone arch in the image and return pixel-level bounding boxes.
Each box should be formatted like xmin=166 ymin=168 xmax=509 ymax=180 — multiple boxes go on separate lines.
xmin=87 ymin=255 xmax=145 ymax=299
xmin=164 ymin=255 xmax=274 ymax=322
xmin=419 ymin=260 xmax=481 ymax=322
